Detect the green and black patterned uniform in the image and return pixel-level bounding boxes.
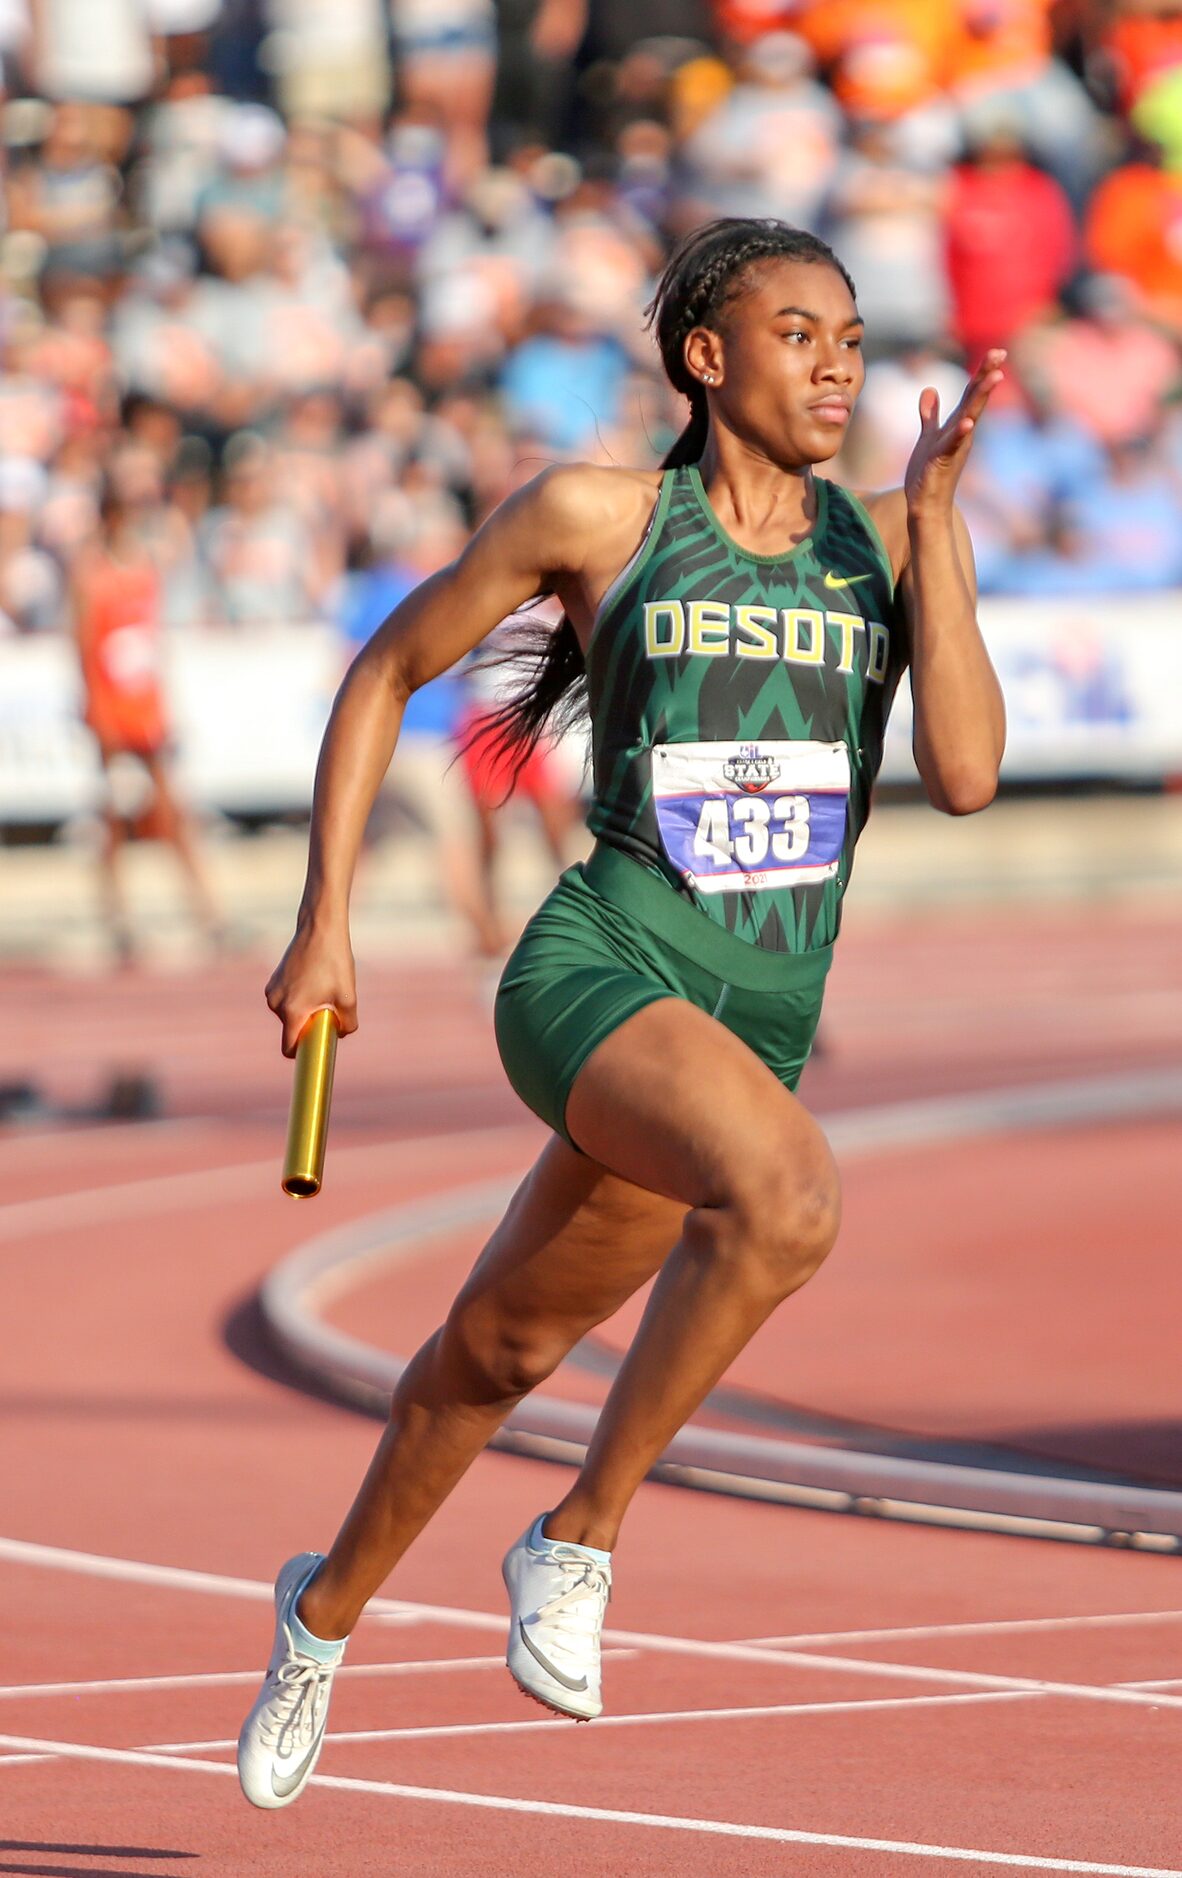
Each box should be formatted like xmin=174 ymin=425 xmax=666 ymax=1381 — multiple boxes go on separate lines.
xmin=587 ymin=464 xmax=907 ymax=953
xmin=495 ymin=464 xmax=910 ymax=1144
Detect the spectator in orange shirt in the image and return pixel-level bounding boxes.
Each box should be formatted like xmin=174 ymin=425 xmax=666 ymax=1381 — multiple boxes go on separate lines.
xmin=73 ymin=485 xmax=222 ymax=963
xmin=795 ymin=0 xmax=954 ymax=114
xmin=1085 ymin=136 xmax=1182 ymax=332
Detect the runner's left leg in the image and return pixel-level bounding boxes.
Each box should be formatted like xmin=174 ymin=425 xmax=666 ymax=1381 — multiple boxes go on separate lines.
xmin=298 ymin=1135 xmax=681 ymax=1640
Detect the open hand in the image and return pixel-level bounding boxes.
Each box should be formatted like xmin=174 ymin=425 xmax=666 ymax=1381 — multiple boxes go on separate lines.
xmin=904 ymin=349 xmax=1005 ymax=520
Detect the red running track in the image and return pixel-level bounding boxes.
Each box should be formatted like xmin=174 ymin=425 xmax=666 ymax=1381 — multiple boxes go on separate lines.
xmin=1 ymin=896 xmax=1181 ymax=1875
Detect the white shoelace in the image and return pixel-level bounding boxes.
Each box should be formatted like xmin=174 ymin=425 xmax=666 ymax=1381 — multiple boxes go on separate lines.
xmin=259 ymin=1643 xmax=335 ymax=1752
xmin=535 ymin=1556 xmax=611 ymax=1637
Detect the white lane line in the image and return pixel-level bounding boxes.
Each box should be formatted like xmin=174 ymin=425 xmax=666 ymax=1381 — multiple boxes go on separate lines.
xmin=152 ymin=1669 xmax=1182 ymax=1755
xmin=148 ymin=1690 xmax=1031 ymax=1752
xmin=0 ymin=1655 xmax=518 ymax=1700
xmin=4 ymin=1535 xmax=1181 ymax=1718
xmin=0 ymin=1122 xmax=535 ymax=1241
xmin=0 ymin=1534 xmax=499 ymax=1629
xmin=748 ymin=1612 xmax=1182 ymax=1648
xmin=0 ymin=1732 xmax=1177 ymax=1875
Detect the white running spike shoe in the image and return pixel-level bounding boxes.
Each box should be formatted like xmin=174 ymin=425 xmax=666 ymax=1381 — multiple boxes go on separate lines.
xmin=503 ymin=1517 xmax=612 ymax=1720
xmin=237 ymin=1551 xmax=346 ymax=1809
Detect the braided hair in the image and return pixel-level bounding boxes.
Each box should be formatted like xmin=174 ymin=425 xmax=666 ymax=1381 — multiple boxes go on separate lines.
xmin=476 ymin=219 xmax=856 ymax=774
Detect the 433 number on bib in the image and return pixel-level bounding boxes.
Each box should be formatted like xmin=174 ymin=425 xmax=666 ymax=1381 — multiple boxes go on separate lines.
xmin=652 ymin=739 xmax=849 ymax=895
xmin=693 ymin=793 xmax=811 ymax=869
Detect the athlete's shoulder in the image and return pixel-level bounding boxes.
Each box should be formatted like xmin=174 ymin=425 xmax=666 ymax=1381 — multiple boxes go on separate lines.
xmin=525 ymin=462 xmax=661 ymax=526
xmin=851 ymin=485 xmax=976 ymax=593
xmin=846 ymin=485 xmax=908 ymax=583
xmin=511 ymin=463 xmax=663 ymax=574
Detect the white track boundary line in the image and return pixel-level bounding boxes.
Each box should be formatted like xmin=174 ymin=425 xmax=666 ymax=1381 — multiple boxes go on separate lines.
xmin=0 ymin=1655 xmax=516 ymax=1701
xmin=5 ymin=1535 xmax=1182 ymax=1717
xmin=152 ymin=1665 xmax=1182 ymax=1754
xmin=750 ymin=1611 xmax=1182 ymax=1647
xmin=0 ymin=1535 xmax=497 ymax=1628
xmin=0 ymin=1122 xmax=535 ymax=1241
xmin=11 ymin=1531 xmax=1182 ymax=1656
xmin=0 ymin=1732 xmax=1177 ymax=1875
xmin=150 ymin=1690 xmax=1031 ymax=1752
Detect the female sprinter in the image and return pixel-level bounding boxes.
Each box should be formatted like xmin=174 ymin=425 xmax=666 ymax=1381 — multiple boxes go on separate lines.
xmin=238 ymin=218 xmax=1005 ymax=1809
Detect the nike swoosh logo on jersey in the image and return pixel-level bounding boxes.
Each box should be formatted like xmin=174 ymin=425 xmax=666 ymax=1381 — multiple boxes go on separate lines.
xmin=518 ymin=1618 xmax=589 ymax=1692
xmin=823 ymin=569 xmax=873 ymax=590
xmin=271 ymin=1739 xmax=321 ymax=1798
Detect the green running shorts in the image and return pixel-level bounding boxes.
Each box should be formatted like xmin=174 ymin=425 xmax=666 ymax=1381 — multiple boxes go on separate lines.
xmin=494 ymin=843 xmax=832 ymax=1147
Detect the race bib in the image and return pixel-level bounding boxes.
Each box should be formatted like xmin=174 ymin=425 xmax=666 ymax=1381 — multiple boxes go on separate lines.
xmin=652 ymin=740 xmax=849 ymax=895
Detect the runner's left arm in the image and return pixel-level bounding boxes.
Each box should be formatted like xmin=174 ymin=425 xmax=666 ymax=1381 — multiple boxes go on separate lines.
xmin=899 ymin=351 xmax=1007 ymax=816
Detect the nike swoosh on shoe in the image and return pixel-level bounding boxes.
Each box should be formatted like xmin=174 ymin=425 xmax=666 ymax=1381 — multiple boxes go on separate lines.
xmin=271 ymin=1739 xmax=320 ymax=1799
xmin=518 ymin=1619 xmax=589 ymax=1693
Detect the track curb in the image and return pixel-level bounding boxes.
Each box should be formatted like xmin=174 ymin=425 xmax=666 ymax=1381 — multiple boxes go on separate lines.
xmin=260 ymin=1068 xmax=1182 ymax=1551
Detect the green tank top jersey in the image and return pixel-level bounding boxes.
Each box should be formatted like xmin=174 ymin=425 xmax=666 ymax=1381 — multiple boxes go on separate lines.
xmin=585 ymin=464 xmax=909 ymax=954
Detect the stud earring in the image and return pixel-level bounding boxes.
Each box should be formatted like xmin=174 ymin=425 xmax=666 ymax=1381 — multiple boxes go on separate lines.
xmin=703 ymin=373 xmax=714 ymax=384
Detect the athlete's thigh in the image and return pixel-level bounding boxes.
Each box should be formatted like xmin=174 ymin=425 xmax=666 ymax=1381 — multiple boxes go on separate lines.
xmin=453 ymin=1132 xmax=683 ymax=1335
xmin=564 ymin=996 xmax=833 ymax=1211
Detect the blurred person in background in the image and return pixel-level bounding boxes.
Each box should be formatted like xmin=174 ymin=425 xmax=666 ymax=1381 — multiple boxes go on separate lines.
xmin=996 ymin=425 xmax=1182 ymax=594
xmin=490 ymin=0 xmax=585 ymax=158
xmin=0 ymin=456 xmax=61 ymax=633
xmin=72 ymin=482 xmax=223 ymax=961
xmin=843 ymin=340 xmax=968 ymax=486
xmin=31 ymin=0 xmax=154 ymax=105
xmin=0 ymin=302 xmax=65 ymax=467
xmin=389 ymin=0 xmax=497 ymax=191
xmin=498 ymin=275 xmax=630 ymax=454
xmin=943 ymin=108 xmax=1076 ymax=365
xmin=948 ymin=0 xmax=1103 ymax=207
xmin=823 ymin=114 xmax=950 ymax=357
xmin=25 ymin=271 xmax=117 ymax=433
xmin=952 ymin=361 xmax=1104 ymax=590
xmin=110 ymin=239 xmax=225 ymax=425
xmin=201 ymin=430 xmax=333 ymax=623
xmin=38 ymin=427 xmax=102 ymax=565
xmin=1017 ymin=270 xmax=1180 ymax=449
xmin=5 ymin=99 xmax=124 ymax=278
xmin=0 ymin=0 xmax=31 ymax=95
xmin=1084 ymin=129 xmax=1182 ymax=334
xmin=336 ymin=488 xmax=504 ymax=955
xmin=457 ymin=606 xmax=583 ymax=959
xmin=679 ymin=32 xmax=842 ymax=228
xmin=261 ymin=0 xmax=391 ymax=131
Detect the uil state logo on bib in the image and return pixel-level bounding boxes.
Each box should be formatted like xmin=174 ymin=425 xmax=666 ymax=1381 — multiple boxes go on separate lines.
xmin=652 ymin=740 xmax=850 ymax=895
xmin=722 ymin=747 xmax=780 ymax=794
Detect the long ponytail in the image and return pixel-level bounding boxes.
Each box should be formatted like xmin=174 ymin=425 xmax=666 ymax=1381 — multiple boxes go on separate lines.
xmin=472 ymin=220 xmax=854 ymax=778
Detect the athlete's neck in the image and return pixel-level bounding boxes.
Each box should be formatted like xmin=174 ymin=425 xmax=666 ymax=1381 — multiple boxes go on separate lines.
xmin=695 ymin=434 xmax=818 ymax=554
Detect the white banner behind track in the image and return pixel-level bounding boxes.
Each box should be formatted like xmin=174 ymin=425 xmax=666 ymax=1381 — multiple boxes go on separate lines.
xmin=0 ymin=625 xmax=341 ymax=822
xmin=2 ymin=594 xmax=1180 ymax=823
xmin=880 ymin=591 xmax=1182 ymax=783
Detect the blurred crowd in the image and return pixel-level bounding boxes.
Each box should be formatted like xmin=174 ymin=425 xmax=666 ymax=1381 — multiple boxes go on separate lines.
xmin=4 ymin=0 xmax=1182 ymax=651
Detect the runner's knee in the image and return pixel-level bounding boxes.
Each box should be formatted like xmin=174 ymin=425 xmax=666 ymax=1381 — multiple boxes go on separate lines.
xmin=699 ymin=1144 xmax=841 ymax=1299
xmin=443 ymin=1294 xmax=570 ymax=1404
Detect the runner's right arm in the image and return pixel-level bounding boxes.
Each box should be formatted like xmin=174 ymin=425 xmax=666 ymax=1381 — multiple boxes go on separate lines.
xmin=267 ymin=466 xmax=602 ymax=1053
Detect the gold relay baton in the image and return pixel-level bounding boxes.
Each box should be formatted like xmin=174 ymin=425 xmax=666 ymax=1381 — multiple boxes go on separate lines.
xmin=281 ymin=1007 xmax=340 ymax=1198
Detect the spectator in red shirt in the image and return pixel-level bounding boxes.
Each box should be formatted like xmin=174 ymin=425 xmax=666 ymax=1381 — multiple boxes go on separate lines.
xmin=943 ymin=114 xmax=1076 ymax=366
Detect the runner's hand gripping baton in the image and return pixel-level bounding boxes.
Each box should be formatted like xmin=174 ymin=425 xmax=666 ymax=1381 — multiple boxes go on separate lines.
xmin=281 ymin=1007 xmax=340 ymax=1197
